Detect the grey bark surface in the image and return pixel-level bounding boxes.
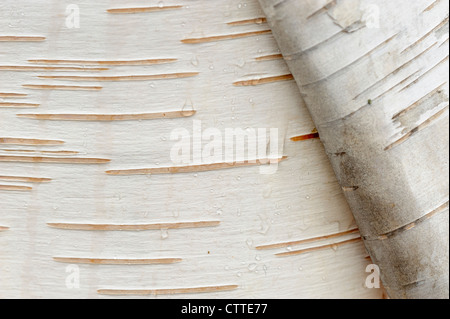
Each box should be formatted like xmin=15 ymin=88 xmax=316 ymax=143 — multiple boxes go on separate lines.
xmin=258 ymin=0 xmax=449 ymax=298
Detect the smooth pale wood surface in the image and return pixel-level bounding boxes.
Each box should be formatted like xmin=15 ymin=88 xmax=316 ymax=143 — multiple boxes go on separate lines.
xmin=0 ymin=0 xmax=382 ymax=298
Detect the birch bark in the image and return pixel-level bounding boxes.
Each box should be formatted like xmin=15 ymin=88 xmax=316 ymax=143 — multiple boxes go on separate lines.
xmin=258 ymin=0 xmax=449 ymax=298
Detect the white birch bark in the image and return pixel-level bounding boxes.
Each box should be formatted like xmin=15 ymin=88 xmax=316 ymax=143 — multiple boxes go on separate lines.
xmin=258 ymin=0 xmax=449 ymax=298
xmin=0 ymin=0 xmax=389 ymax=299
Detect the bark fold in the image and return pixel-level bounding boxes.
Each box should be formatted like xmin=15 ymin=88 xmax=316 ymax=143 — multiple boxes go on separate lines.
xmin=258 ymin=0 xmax=449 ymax=298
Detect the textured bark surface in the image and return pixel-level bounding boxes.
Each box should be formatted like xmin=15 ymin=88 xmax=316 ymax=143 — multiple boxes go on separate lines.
xmin=258 ymin=0 xmax=449 ymax=298
xmin=0 ymin=0 xmax=382 ymax=298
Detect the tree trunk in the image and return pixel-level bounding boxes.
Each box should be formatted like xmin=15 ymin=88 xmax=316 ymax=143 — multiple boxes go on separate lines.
xmin=258 ymin=0 xmax=449 ymax=298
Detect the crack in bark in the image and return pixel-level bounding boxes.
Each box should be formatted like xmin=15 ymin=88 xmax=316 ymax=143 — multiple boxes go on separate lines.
xmin=364 ymin=201 xmax=449 ymax=241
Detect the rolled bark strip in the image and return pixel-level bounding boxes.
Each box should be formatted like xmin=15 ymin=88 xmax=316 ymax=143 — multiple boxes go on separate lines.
xmin=0 ymin=175 xmax=51 ymax=183
xmin=0 ymin=137 xmax=64 ymax=145
xmin=0 ymin=102 xmax=40 ymax=108
xmin=53 ymin=257 xmax=182 ymax=265
xmin=0 ymin=184 xmax=33 ymax=191
xmin=37 ymin=72 xmax=199 ymax=82
xmin=0 ymin=93 xmax=27 ymax=98
xmin=0 ymin=36 xmax=45 ymax=42
xmin=97 ymin=284 xmax=238 ymax=296
xmin=0 ymin=155 xmax=110 ymax=164
xmin=28 ymin=58 xmax=177 ymax=65
xmin=258 ymin=0 xmax=449 ymax=298
xmin=106 ymin=6 xmax=183 ymax=14
xmin=17 ymin=110 xmax=196 ymax=121
xmin=47 ymin=220 xmax=220 ymax=231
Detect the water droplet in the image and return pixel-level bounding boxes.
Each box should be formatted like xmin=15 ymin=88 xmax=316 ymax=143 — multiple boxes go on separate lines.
xmin=255 ymin=255 xmax=261 ymax=261
xmin=236 ymin=176 xmax=241 ymax=181
xmin=286 ymin=246 xmax=293 ymax=251
xmin=298 ymin=266 xmax=303 ymax=271
xmin=305 ymin=195 xmax=311 ymax=200
xmin=246 ymin=238 xmax=253 ymax=247
xmin=237 ymin=3 xmax=242 ymax=9
xmin=224 ymin=265 xmax=230 ymax=270
xmin=331 ymin=244 xmax=338 ymax=251
xmin=216 ymin=208 xmax=223 ymax=215
xmin=209 ymin=64 xmax=214 ymax=70
xmin=236 ymin=58 xmax=246 ymax=68
xmin=248 ymin=263 xmax=257 ymax=271
xmin=237 ymin=209 xmax=242 ymax=217
xmin=193 ymin=173 xmax=198 ymax=177
xmin=258 ymin=215 xmax=270 ymax=235
xmin=190 ymin=56 xmax=199 ymax=66
xmin=237 ymin=272 xmax=242 ymax=277
xmin=160 ymin=228 xmax=169 ymax=239
xmin=181 ymin=98 xmax=194 ymax=116
xmin=158 ymin=1 xmax=164 ymax=8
